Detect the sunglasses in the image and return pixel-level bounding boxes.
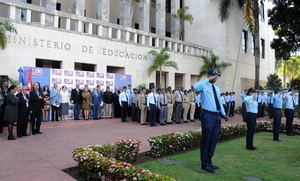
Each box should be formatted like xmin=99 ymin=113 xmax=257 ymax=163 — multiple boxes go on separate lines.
xmin=24 ymin=89 xmax=29 ymax=91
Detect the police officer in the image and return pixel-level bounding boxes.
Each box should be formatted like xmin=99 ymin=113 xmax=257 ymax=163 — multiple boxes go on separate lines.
xmin=158 ymin=88 xmax=168 ymax=125
xmin=119 ymin=86 xmax=129 ymax=122
xmin=166 ymin=87 xmax=174 ymax=124
xmin=182 ymin=90 xmax=190 ymax=123
xmin=138 ymin=89 xmax=147 ymax=125
xmin=189 ymin=88 xmax=196 ymax=122
xmin=244 ymin=88 xmax=258 ymax=150
xmin=147 ymin=87 xmax=158 ymax=127
xmin=284 ymin=89 xmax=297 ymax=136
xmin=267 ymin=92 xmax=274 ymax=119
xmin=195 ymin=91 xmax=202 ymax=120
xmin=174 ymin=87 xmax=183 ymax=124
xmin=273 ymin=89 xmax=283 ymax=141
xmin=193 ymin=68 xmax=229 ymax=173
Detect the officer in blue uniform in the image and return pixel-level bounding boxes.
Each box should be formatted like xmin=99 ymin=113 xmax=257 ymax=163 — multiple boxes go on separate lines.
xmin=284 ymin=89 xmax=297 ymax=136
xmin=244 ymin=88 xmax=258 ymax=150
xmin=193 ymin=68 xmax=229 ymax=173
xmin=273 ymin=89 xmax=283 ymax=141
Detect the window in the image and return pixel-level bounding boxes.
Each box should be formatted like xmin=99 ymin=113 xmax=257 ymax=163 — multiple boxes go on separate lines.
xmin=36 ymin=59 xmax=61 ymax=69
xmin=180 ymin=0 xmax=183 ymax=9
xmin=166 ymin=0 xmax=171 ymax=13
xmin=261 ymin=38 xmax=265 ymax=59
xmin=260 ymin=0 xmax=265 ymax=22
xmin=56 ymin=3 xmax=61 ymax=11
xmin=166 ymin=31 xmax=171 ymax=37
xmin=27 ymin=0 xmax=32 ymax=4
xmin=251 ymin=34 xmax=255 ymax=55
xmin=151 ymin=0 xmax=156 ymax=8
xmin=151 ymin=27 xmax=156 ymax=33
xmin=242 ymin=30 xmax=248 ymax=53
xmin=75 ymin=63 xmax=96 ymax=72
xmin=135 ymin=23 xmax=139 ymax=30
xmin=117 ymin=18 xmax=120 ymax=25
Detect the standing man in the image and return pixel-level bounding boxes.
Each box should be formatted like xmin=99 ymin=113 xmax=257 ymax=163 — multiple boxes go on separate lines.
xmin=166 ymin=87 xmax=174 ymax=124
xmin=17 ymin=86 xmax=30 ymax=137
xmin=147 ymin=87 xmax=158 ymax=127
xmin=174 ymin=87 xmax=183 ymax=124
xmin=255 ymin=91 xmax=262 ymax=117
xmin=189 ymin=88 xmax=196 ymax=122
xmin=224 ymin=92 xmax=230 ymax=115
xmin=91 ymin=88 xmax=101 ymax=120
xmin=119 ymin=86 xmax=129 ymax=122
xmin=195 ymin=91 xmax=202 ymax=120
xmin=138 ymin=89 xmax=147 ymax=125
xmin=193 ymin=68 xmax=229 ymax=173
xmin=127 ymin=84 xmax=133 ymax=117
xmin=50 ymin=83 xmax=61 ymax=122
xmin=29 ymin=82 xmax=43 ymax=135
xmin=158 ymin=88 xmax=168 ymax=126
xmin=240 ymin=89 xmax=247 ymax=122
xmin=273 ymin=89 xmax=283 ymax=141
xmin=229 ymin=92 xmax=236 ymax=117
xmin=97 ymin=85 xmax=104 ymax=119
xmin=103 ymin=86 xmax=113 ymax=119
xmin=284 ymin=89 xmax=297 ymax=136
xmin=130 ymin=88 xmax=139 ymax=122
xmin=71 ymin=84 xmax=82 ymax=120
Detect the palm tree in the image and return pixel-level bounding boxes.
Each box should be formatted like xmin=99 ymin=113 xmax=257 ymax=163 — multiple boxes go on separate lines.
xmin=172 ymin=6 xmax=193 ymax=40
xmin=0 ymin=20 xmax=17 ymax=49
xmin=148 ymin=48 xmax=178 ymax=88
xmin=218 ymin=0 xmax=260 ymax=88
xmin=199 ymin=54 xmax=231 ymax=78
xmin=277 ymin=55 xmax=300 ymax=82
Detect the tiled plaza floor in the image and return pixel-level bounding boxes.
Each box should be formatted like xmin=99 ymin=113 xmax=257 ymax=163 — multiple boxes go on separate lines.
xmin=0 ymin=114 xmax=296 ymax=181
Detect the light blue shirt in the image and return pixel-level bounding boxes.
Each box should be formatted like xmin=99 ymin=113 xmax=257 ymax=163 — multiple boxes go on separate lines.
xmin=273 ymin=94 xmax=283 ymax=109
xmin=267 ymin=95 xmax=273 ymax=104
xmin=193 ymin=78 xmax=225 ymax=116
xmin=244 ymin=95 xmax=258 ymax=114
xmin=240 ymin=92 xmax=247 ymax=103
xmin=50 ymin=87 xmax=61 ymax=105
xmin=147 ymin=92 xmax=158 ymax=107
xmin=195 ymin=94 xmax=201 ymax=107
xmin=254 ymin=94 xmax=262 ymax=103
xmin=285 ymin=93 xmax=297 ymax=110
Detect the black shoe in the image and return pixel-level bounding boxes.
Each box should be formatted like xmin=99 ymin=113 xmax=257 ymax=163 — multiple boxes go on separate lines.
xmin=36 ymin=132 xmax=43 ymax=134
xmin=209 ymin=164 xmax=220 ymax=170
xmin=190 ymin=120 xmax=195 ymax=122
xmin=150 ymin=124 xmax=157 ymax=127
xmin=8 ymin=136 xmax=17 ymax=140
xmin=74 ymin=118 xmax=79 ymax=120
xmin=17 ymin=134 xmax=23 ymax=138
xmin=246 ymin=146 xmax=257 ymax=150
xmin=202 ymin=165 xmax=216 ymax=173
xmin=23 ymin=134 xmax=29 ymax=136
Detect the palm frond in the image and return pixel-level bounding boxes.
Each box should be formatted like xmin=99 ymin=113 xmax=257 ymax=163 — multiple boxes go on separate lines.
xmin=0 ymin=21 xmax=17 ymax=34
xmin=0 ymin=32 xmax=6 ymax=49
xmin=218 ymin=0 xmax=233 ymax=22
xmin=164 ymin=61 xmax=178 ymax=70
xmin=243 ymin=0 xmax=255 ymax=33
xmin=199 ymin=53 xmax=231 ymax=77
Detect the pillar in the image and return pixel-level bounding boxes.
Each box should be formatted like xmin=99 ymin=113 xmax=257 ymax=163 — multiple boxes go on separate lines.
xmin=139 ymin=0 xmax=150 ymax=32
xmin=15 ymin=0 xmax=26 ymax=21
xmin=156 ymin=0 xmax=166 ymax=36
xmin=120 ymin=0 xmax=132 ymax=40
xmin=71 ymin=0 xmax=85 ymax=32
xmin=42 ymin=0 xmax=57 ymax=27
xmin=96 ymin=0 xmax=110 ymax=37
xmin=171 ymin=0 xmax=180 ymax=39
xmin=167 ymin=72 xmax=175 ymax=89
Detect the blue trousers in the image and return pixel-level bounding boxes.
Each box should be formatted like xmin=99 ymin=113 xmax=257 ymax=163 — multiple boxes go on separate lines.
xmin=93 ymin=104 xmax=99 ymax=119
xmin=159 ymin=105 xmax=168 ymax=124
xmin=273 ymin=108 xmax=281 ymax=140
xmin=73 ymin=104 xmax=81 ymax=119
xmin=149 ymin=104 xmax=157 ymax=126
xmin=246 ymin=112 xmax=257 ymax=148
xmin=201 ymin=110 xmax=221 ymax=167
xmin=285 ymin=109 xmax=294 ymax=135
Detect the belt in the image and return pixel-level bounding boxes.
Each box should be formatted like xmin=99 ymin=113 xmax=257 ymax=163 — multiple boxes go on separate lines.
xmin=247 ymin=112 xmax=258 ymax=115
xmin=203 ymin=109 xmax=220 ymax=116
xmin=160 ymin=104 xmax=167 ymax=106
xmin=175 ymin=102 xmax=182 ymax=104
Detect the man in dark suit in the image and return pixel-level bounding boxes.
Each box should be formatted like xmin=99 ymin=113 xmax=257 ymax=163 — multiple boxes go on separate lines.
xmin=17 ymin=86 xmax=30 ymax=137
xmin=29 ymin=82 xmax=43 ymax=135
xmin=71 ymin=84 xmax=82 ymax=120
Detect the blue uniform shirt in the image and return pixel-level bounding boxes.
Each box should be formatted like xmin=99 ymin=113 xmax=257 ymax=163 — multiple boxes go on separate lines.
xmin=244 ymin=95 xmax=258 ymax=114
xmin=193 ymin=78 xmax=226 ymax=116
xmin=195 ymin=94 xmax=202 ymax=107
xmin=273 ymin=94 xmax=283 ymax=109
xmin=285 ymin=93 xmax=296 ymax=110
xmin=240 ymin=92 xmax=246 ymax=103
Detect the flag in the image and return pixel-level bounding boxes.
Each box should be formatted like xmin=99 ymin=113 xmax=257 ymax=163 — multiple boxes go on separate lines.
xmin=18 ymin=67 xmax=24 ymax=86
xmin=27 ymin=68 xmax=33 ymax=91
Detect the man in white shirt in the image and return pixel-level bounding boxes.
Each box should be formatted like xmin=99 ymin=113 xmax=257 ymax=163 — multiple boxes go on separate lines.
xmin=119 ymin=86 xmax=129 ymax=122
xmin=158 ymin=88 xmax=168 ymax=125
xmin=147 ymin=87 xmax=158 ymax=127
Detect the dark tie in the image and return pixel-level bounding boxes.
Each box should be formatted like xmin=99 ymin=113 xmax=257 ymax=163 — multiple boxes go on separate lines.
xmin=257 ymin=96 xmax=259 ymax=102
xmin=154 ymin=93 xmax=156 ymax=104
xmin=180 ymin=92 xmax=183 ymax=101
xmin=212 ymin=84 xmax=221 ymax=111
xmin=125 ymin=93 xmax=128 ymax=101
xmin=292 ymin=97 xmax=295 ymax=108
xmin=163 ymin=95 xmax=165 ymax=104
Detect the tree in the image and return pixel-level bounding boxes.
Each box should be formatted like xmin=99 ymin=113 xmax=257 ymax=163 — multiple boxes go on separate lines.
xmin=199 ymin=53 xmax=231 ymax=78
xmin=277 ymin=55 xmax=300 ymax=81
xmin=0 ymin=20 xmax=17 ymax=49
xmin=148 ymin=48 xmax=178 ymax=88
xmin=266 ymin=73 xmax=282 ymax=90
xmin=218 ymin=0 xmax=260 ymax=89
xmin=268 ymin=0 xmax=300 ymax=60
xmin=172 ymin=6 xmax=194 ymax=40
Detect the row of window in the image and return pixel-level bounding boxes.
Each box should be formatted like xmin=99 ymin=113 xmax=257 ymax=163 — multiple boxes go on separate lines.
xmin=242 ymin=30 xmax=265 ymax=59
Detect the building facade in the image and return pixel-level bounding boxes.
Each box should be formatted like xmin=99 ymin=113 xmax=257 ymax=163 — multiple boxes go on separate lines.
xmin=0 ymin=0 xmax=275 ymax=100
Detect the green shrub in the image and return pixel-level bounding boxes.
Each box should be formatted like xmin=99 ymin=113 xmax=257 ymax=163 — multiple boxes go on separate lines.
xmin=115 ymin=139 xmax=141 ymax=163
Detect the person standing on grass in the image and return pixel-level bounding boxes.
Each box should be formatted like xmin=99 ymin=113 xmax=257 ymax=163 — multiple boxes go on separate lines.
xmin=244 ymin=88 xmax=258 ymax=150
xmin=193 ymin=68 xmax=229 ymax=173
xmin=284 ymin=89 xmax=297 ymax=136
xmin=272 ymin=89 xmax=283 ymax=141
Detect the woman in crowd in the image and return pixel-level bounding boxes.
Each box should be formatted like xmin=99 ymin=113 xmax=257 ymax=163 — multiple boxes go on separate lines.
xmin=59 ymin=86 xmax=70 ymax=121
xmin=82 ymin=86 xmax=92 ymax=120
xmin=42 ymin=85 xmax=50 ymax=122
xmin=3 ymin=85 xmax=19 ymax=140
xmin=183 ymin=90 xmax=190 ymax=123
xmin=244 ymin=88 xmax=258 ymax=150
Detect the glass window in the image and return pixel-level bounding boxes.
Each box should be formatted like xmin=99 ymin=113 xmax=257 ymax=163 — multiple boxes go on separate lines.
xmin=242 ymin=30 xmax=248 ymax=53
xmin=261 ymin=38 xmax=265 ymax=59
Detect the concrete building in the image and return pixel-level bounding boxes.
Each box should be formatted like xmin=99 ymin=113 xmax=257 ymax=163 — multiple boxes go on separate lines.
xmin=0 ymin=0 xmax=275 ymax=103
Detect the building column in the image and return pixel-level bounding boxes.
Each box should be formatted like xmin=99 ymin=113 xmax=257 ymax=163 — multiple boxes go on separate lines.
xmin=71 ymin=0 xmax=85 ymax=32
xmin=139 ymin=0 xmax=150 ymax=32
xmin=120 ymin=0 xmax=132 ymax=27
xmin=167 ymin=72 xmax=175 ymax=90
xmin=41 ymin=0 xmax=57 ymax=26
xmin=171 ymin=0 xmax=180 ymax=39
xmin=97 ymin=0 xmax=110 ymax=37
xmin=156 ymin=0 xmax=166 ymax=36
xmin=15 ymin=0 xmax=26 ymax=21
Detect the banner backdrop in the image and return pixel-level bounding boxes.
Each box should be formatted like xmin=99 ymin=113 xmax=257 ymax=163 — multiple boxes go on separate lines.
xmin=19 ymin=67 xmax=131 ymax=119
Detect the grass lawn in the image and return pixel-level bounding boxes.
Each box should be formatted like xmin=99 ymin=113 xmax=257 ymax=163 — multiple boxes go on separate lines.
xmin=139 ymin=133 xmax=300 ymax=181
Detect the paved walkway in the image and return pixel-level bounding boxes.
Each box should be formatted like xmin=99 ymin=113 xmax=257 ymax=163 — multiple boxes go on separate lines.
xmin=0 ymin=114 xmax=296 ymax=181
